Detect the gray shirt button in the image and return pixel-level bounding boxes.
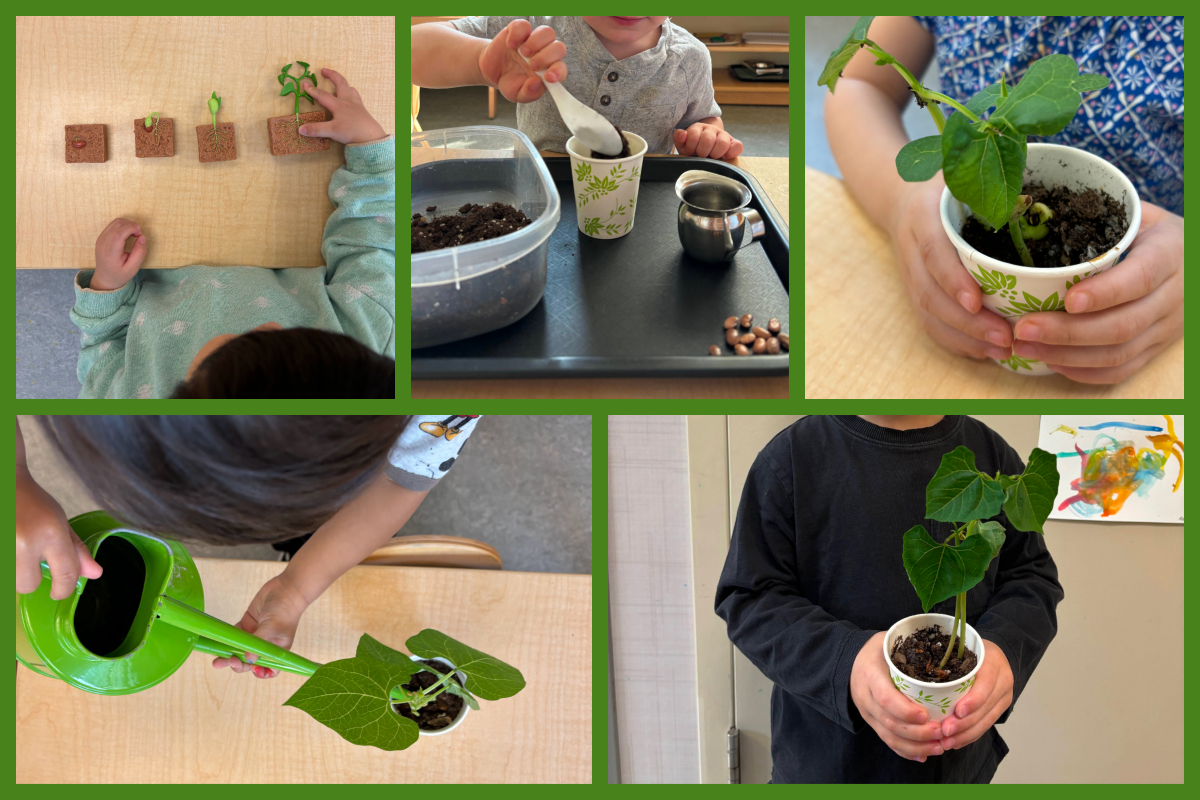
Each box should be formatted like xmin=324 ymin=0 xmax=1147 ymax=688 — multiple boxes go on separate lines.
xmin=607 ymin=71 xmax=618 ymax=82
xmin=600 ymin=95 xmax=611 ymax=105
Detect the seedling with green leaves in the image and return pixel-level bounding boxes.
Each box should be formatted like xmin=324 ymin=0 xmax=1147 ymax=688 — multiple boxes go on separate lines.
xmin=818 ymin=16 xmax=1110 ymax=268
xmin=276 ymin=61 xmax=318 ymax=145
xmin=143 ymin=111 xmax=161 ymax=144
xmin=283 ymin=629 xmax=525 ymax=751
xmin=902 ymin=446 xmax=1059 ymax=668
xmin=202 ymin=91 xmax=230 ymax=148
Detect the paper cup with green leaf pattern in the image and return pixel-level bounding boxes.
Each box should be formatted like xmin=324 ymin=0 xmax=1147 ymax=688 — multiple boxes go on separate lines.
xmin=940 ymin=143 xmax=1142 ymax=376
xmin=884 ymin=613 xmax=985 ymax=720
xmin=565 ymin=131 xmax=647 ymax=239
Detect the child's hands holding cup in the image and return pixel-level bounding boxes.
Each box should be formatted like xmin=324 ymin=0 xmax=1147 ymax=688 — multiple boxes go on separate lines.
xmin=480 ymin=20 xmax=568 ymax=103
xmin=299 ymin=68 xmax=387 ymax=145
xmin=92 ymin=217 xmax=147 ymax=291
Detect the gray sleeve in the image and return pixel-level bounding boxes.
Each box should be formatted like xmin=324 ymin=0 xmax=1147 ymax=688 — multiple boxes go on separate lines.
xmin=452 ymin=16 xmax=523 ymax=40
xmin=678 ymin=48 xmax=722 ymax=128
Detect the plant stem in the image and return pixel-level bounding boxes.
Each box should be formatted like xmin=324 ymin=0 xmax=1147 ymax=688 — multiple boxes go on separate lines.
xmin=417 ymin=666 xmax=460 ymax=698
xmin=864 ymin=43 xmax=980 ymax=132
xmin=940 ymin=592 xmax=960 ymax=669
xmin=1008 ymin=218 xmax=1037 ymax=267
xmin=957 ymin=594 xmax=966 ymax=659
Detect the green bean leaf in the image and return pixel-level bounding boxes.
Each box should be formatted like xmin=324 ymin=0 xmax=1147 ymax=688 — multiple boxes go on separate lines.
xmin=284 ymin=657 xmax=420 ymax=751
xmin=406 ymin=629 xmax=525 ymax=702
xmin=1000 ymin=447 xmax=1059 ymax=534
xmin=926 ymin=446 xmax=1006 ymax=523
xmin=817 ymin=15 xmax=875 ymax=93
xmin=990 ymin=54 xmax=1101 ymax=136
xmin=902 ymin=524 xmax=1005 ymax=612
xmin=942 ymin=111 xmax=1027 ymax=230
xmin=896 ymin=136 xmax=944 ymax=181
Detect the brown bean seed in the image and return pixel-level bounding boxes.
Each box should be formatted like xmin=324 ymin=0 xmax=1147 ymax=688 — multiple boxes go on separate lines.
xmin=752 ymin=338 xmax=766 ymax=354
xmin=726 ymin=328 xmax=741 ymax=346
xmin=709 ymin=345 xmax=722 ymax=356
xmin=734 ymin=344 xmax=751 ymax=355
xmin=751 ymin=326 xmax=770 ymax=340
xmin=740 ymin=313 xmax=753 ymax=328
xmin=778 ymin=333 xmax=788 ymax=350
xmin=768 ymin=318 xmax=781 ymax=334
xmin=723 ymin=316 xmax=738 ymax=330
xmin=766 ymin=337 xmax=781 ymax=355
xmin=739 ymin=332 xmax=756 ymax=345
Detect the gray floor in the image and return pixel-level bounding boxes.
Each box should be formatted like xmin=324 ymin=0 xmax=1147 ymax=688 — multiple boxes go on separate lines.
xmin=804 ymin=16 xmax=939 ymax=176
xmin=20 ymin=415 xmax=592 ymax=574
xmin=419 ymin=85 xmax=790 ymax=156
xmin=16 ymin=270 xmax=82 ymax=399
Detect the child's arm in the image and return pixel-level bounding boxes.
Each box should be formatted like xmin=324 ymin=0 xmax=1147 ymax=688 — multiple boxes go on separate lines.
xmin=213 ymin=472 xmax=428 ymax=678
xmin=16 ymin=419 xmax=104 ymax=600
xmin=71 ymin=218 xmax=150 ymax=395
xmin=412 ymin=19 xmax=567 ymax=103
xmin=824 ymin=16 xmax=1015 ymax=362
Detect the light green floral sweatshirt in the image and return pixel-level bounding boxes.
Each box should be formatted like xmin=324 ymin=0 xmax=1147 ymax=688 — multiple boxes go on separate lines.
xmin=71 ymin=136 xmax=395 ymax=399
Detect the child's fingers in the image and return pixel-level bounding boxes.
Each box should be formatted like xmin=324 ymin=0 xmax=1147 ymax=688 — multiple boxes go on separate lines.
xmin=723 ymin=138 xmax=744 ymax=160
xmin=515 ymin=77 xmax=546 ymax=103
xmin=124 ymin=235 xmax=147 ymax=271
xmin=519 ymin=25 xmax=558 ymax=58
xmin=108 ymin=221 xmax=142 ymax=249
xmin=298 ymin=120 xmax=338 ymax=139
xmin=527 ymin=40 xmax=566 ymax=72
xmin=320 ymin=67 xmax=352 ymax=97
xmin=543 ymin=61 xmax=567 ymax=83
xmin=504 ymin=19 xmax=533 ymax=49
xmin=301 ymin=81 xmax=339 ymax=111
xmin=708 ymin=136 xmax=732 ymax=161
xmin=73 ymin=535 xmax=103 ymax=580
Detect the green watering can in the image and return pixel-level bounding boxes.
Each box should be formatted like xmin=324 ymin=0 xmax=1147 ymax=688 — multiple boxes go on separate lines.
xmin=16 ymin=511 xmax=322 ymax=695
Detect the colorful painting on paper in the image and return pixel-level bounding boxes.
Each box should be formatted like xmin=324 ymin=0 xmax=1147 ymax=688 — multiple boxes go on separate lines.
xmin=1037 ymin=415 xmax=1184 ymax=524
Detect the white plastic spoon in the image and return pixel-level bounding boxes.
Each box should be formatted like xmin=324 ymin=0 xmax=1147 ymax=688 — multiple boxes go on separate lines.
xmin=514 ymin=48 xmax=623 ymax=156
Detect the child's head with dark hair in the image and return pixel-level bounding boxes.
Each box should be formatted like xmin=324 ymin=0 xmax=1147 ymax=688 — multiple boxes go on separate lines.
xmin=171 ymin=326 xmax=394 ymax=398
xmin=36 ymin=416 xmax=411 ymax=545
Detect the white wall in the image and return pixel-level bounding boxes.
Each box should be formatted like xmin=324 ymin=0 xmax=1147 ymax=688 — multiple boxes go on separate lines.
xmin=609 ymin=415 xmax=700 ymax=783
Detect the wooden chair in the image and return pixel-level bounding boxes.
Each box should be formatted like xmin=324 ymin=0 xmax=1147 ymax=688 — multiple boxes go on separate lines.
xmin=363 ymin=535 xmax=502 ymax=570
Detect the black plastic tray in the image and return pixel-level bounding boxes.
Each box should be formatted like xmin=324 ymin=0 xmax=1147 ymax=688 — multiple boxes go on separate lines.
xmin=412 ymin=156 xmax=789 ymax=378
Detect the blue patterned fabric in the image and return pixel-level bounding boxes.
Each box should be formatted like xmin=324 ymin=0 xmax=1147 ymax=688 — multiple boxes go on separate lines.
xmin=913 ymin=16 xmax=1184 ymax=215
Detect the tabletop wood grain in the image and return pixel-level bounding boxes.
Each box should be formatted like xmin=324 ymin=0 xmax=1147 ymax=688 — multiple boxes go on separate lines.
xmin=804 ymin=167 xmax=1183 ymax=398
xmin=16 ymin=557 xmax=591 ymax=783
xmin=410 ymin=154 xmax=790 ymax=398
xmin=16 ymin=16 xmax=396 ymax=268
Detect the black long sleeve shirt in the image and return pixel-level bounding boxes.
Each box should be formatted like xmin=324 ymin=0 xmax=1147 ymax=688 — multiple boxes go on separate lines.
xmin=715 ymin=416 xmax=1063 ymax=783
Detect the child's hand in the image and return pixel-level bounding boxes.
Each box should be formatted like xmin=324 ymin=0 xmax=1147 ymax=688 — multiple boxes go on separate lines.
xmin=850 ymin=631 xmax=946 ymax=762
xmin=1010 ymin=200 xmax=1184 ymax=384
xmin=16 ymin=468 xmax=103 ymax=601
xmin=93 ymin=218 xmax=147 ymax=292
xmin=673 ymin=123 xmax=744 ymax=161
xmin=479 ymin=20 xmax=567 ymax=103
xmin=299 ymin=68 xmax=387 ymax=145
xmin=889 ymin=177 xmax=1015 ymax=361
xmin=938 ymin=640 xmax=1013 ymax=752
xmin=212 ymin=573 xmax=311 ymax=679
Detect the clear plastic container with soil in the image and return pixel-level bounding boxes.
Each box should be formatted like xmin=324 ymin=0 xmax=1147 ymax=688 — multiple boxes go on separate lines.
xmin=391 ymin=660 xmax=464 ymax=731
xmin=890 ymin=625 xmax=977 ymax=683
xmin=411 ymin=126 xmax=561 ymax=349
xmin=960 ymin=182 xmax=1129 ymax=269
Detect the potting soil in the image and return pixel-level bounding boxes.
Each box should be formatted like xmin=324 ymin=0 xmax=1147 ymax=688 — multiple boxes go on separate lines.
xmin=891 ymin=625 xmax=977 ymax=683
xmin=73 ymin=536 xmax=146 ymax=657
xmin=591 ymin=123 xmax=631 ymax=159
xmin=960 ymin=182 xmax=1128 ymax=268
xmin=411 ymin=202 xmax=532 ymax=253
xmin=392 ymin=660 xmax=465 ymax=730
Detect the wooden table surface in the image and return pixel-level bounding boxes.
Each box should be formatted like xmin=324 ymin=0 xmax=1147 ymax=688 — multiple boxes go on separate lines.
xmin=411 ymin=154 xmax=790 ymax=399
xmin=804 ymin=167 xmax=1184 ymax=398
xmin=16 ymin=16 xmax=395 ymax=268
xmin=16 ymin=558 xmax=591 ymax=783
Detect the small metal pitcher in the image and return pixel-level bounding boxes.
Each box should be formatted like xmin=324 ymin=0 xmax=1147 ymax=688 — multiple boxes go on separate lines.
xmin=676 ymin=170 xmax=766 ymax=263
xmin=16 ymin=511 xmax=321 ymax=695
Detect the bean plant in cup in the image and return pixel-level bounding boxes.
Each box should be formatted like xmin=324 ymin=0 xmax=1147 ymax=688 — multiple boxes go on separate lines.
xmin=902 ymin=446 xmax=1058 ymax=667
xmin=284 ymin=629 xmax=525 ymax=751
xmin=818 ymin=16 xmax=1109 ymax=268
